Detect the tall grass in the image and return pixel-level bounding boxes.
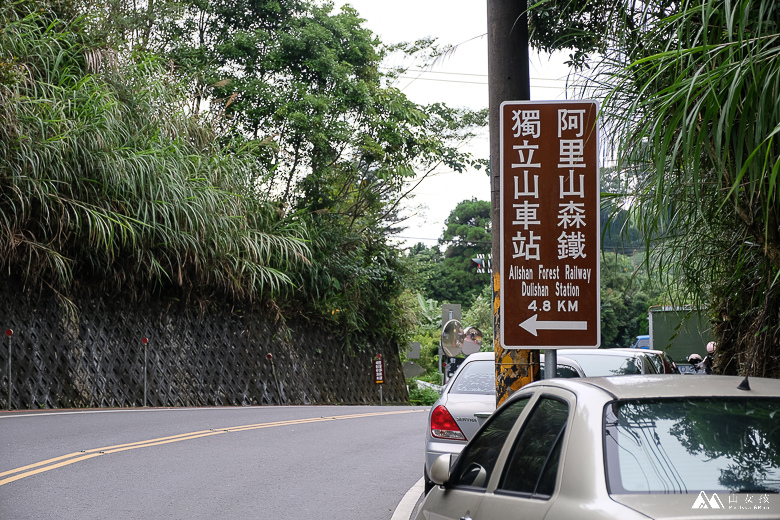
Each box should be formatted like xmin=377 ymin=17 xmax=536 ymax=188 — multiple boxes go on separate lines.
xmin=0 ymin=6 xmax=309 ymax=303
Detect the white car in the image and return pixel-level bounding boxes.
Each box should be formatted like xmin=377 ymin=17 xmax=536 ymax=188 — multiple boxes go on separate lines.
xmin=556 ymin=347 xmax=663 ymax=375
xmin=418 ymin=375 xmax=780 ymax=520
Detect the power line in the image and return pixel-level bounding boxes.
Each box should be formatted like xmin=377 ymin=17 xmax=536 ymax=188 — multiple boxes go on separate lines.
xmin=403 ymin=68 xmax=488 ymax=78
xmin=394 ymin=76 xmax=570 ymax=89
xmin=383 ymin=67 xmax=570 ymax=84
xmin=396 ymin=76 xmax=487 ymax=85
xmin=391 ymin=235 xmax=492 ymax=245
xmin=391 ymin=236 xmax=439 ymax=242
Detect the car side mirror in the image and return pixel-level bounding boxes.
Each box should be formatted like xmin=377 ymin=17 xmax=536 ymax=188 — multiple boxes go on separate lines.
xmin=430 ymin=453 xmax=452 ymax=486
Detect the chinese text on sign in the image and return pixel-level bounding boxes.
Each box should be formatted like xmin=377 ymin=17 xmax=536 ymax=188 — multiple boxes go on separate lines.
xmin=500 ymin=101 xmax=600 ymax=349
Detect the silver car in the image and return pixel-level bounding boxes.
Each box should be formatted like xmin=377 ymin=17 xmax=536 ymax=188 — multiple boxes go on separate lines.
xmin=424 ymin=352 xmax=496 ymax=493
xmin=418 ymin=375 xmax=780 ymax=520
xmin=424 ymin=352 xmax=586 ymax=493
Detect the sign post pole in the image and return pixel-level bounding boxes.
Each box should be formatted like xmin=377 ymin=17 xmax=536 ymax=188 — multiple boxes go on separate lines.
xmin=142 ymin=337 xmax=148 ymax=407
xmin=374 ymin=354 xmax=385 ymax=406
xmin=6 ymin=329 xmax=12 ymax=410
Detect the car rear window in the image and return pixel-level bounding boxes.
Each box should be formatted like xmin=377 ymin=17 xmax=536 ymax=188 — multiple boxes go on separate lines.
xmin=605 ymin=397 xmax=780 ymax=494
xmin=449 ymin=359 xmax=496 ymax=395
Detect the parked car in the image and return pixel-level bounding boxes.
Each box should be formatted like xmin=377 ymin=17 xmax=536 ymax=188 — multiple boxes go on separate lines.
xmin=632 ymin=334 xmax=651 ymax=348
xmin=424 ymin=352 xmax=495 ymax=493
xmin=570 ymin=347 xmax=681 ymax=374
xmin=424 ymin=352 xmax=586 ymax=492
xmin=539 ymin=353 xmax=586 ymax=378
xmin=627 ymin=347 xmax=681 ymax=374
xmin=556 ymin=348 xmax=666 ymax=376
xmin=418 ymin=375 xmax=780 ymax=520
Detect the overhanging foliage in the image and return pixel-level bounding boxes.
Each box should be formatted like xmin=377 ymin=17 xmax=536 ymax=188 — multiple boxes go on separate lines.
xmin=531 ymin=0 xmax=780 ymax=375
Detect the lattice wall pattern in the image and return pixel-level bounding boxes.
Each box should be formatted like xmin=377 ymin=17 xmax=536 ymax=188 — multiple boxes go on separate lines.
xmin=0 ymin=279 xmax=408 ymax=409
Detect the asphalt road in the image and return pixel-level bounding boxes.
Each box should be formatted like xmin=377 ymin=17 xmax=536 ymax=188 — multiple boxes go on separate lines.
xmin=0 ymin=405 xmax=428 ymax=520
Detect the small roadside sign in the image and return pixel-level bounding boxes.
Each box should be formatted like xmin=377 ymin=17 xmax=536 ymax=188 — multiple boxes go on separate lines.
xmin=499 ymin=100 xmax=601 ymax=349
xmin=374 ymin=355 xmax=385 ymax=384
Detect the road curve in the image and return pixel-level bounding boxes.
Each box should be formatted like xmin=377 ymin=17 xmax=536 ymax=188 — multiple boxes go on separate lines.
xmin=0 ymin=405 xmax=427 ymax=520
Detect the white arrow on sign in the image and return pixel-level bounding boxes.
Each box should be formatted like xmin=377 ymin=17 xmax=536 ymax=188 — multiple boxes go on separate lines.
xmin=520 ymin=314 xmax=588 ymax=336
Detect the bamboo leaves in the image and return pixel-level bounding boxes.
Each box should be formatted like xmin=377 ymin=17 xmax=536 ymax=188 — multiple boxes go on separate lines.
xmin=0 ymin=6 xmax=308 ymax=301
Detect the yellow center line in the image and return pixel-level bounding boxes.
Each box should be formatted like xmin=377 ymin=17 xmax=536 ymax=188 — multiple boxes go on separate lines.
xmin=0 ymin=408 xmax=425 ymax=487
xmin=0 ymin=453 xmax=104 ymax=486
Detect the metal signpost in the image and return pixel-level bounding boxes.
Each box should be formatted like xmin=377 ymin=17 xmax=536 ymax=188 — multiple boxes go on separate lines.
xmin=6 ymin=329 xmax=12 ymax=410
xmin=142 ymin=337 xmax=149 ymax=407
xmin=500 ymin=101 xmax=601 ymax=352
xmin=374 ymin=354 xmax=385 ymax=405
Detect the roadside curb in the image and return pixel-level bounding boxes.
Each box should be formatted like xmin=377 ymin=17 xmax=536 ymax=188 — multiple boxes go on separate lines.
xmin=391 ymin=477 xmax=424 ymax=520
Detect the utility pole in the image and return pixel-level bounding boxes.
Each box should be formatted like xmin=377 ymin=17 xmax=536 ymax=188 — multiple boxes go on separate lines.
xmin=487 ymin=0 xmax=540 ymax=406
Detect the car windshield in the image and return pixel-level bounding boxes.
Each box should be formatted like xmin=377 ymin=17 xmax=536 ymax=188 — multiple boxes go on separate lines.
xmin=605 ymin=397 xmax=780 ymax=494
xmin=567 ymin=353 xmax=641 ymax=376
xmin=449 ymin=360 xmax=495 ymax=395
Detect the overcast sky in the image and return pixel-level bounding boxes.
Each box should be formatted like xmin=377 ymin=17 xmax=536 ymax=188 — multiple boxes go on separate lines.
xmin=330 ymin=0 xmax=573 ymax=248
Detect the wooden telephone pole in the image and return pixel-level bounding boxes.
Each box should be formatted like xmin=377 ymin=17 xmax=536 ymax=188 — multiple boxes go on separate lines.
xmin=487 ymin=0 xmax=540 ymax=406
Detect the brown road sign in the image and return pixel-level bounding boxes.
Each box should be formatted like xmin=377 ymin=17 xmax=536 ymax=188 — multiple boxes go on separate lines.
xmin=374 ymin=355 xmax=385 ymax=384
xmin=499 ymin=101 xmax=600 ymax=349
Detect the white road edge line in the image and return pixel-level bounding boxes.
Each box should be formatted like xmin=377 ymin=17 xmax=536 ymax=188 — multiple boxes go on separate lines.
xmin=0 ymin=408 xmax=203 ymax=418
xmin=0 ymin=407 xmax=306 ymax=419
xmin=392 ymin=477 xmax=424 ymax=520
